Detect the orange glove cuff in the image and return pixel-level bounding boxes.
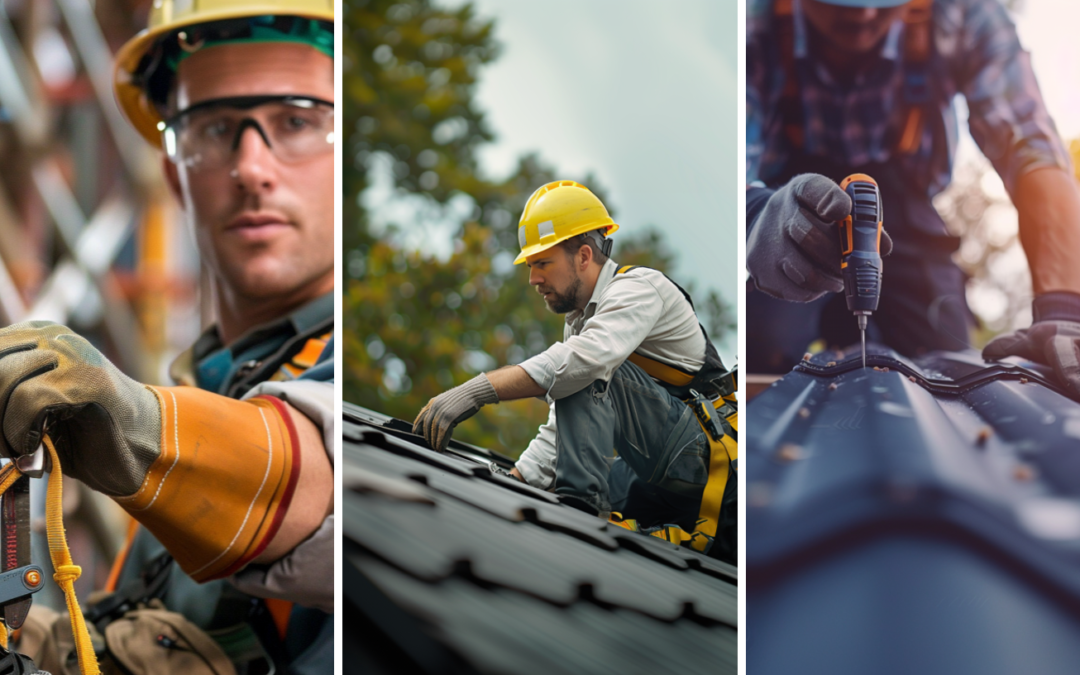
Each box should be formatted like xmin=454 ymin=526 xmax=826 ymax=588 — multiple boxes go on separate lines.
xmin=113 ymin=386 xmax=301 ymax=582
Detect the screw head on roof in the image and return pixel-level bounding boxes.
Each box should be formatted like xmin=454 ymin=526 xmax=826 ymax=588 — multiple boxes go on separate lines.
xmin=1014 ymin=463 xmax=1037 ymax=482
xmin=777 ymin=443 xmax=805 ymax=462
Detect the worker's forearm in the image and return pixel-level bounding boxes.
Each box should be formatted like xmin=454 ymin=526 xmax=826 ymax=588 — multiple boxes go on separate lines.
xmin=252 ymin=401 xmax=333 ymax=563
xmin=1015 ymin=166 xmax=1080 ymax=295
xmin=485 ymin=365 xmax=545 ymax=401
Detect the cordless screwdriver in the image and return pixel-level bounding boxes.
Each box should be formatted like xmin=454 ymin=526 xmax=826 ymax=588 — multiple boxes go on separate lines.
xmin=837 ymin=174 xmax=884 ymax=369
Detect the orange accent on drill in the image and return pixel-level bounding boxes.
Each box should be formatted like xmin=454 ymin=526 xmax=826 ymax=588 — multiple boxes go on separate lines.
xmin=838 ymin=174 xmax=884 ymax=368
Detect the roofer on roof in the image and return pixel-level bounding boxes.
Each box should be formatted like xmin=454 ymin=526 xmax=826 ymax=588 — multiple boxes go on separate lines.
xmin=746 ymin=0 xmax=1080 ymax=398
xmin=3 ymin=1 xmax=335 ymax=672
xmin=413 ymin=181 xmax=737 ymax=562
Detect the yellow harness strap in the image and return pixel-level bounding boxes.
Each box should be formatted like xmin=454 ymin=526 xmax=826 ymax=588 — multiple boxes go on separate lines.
xmin=623 ymin=350 xmax=737 ymax=554
xmin=0 ymin=437 xmax=101 ymax=674
xmin=689 ymin=404 xmax=737 ymax=553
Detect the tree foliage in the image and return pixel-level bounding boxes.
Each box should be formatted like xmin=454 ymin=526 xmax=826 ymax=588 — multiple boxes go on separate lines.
xmin=344 ymin=0 xmax=732 ymax=456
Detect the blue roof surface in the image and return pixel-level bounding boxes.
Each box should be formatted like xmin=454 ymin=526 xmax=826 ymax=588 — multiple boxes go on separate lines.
xmin=747 ymin=346 xmax=1080 ymax=675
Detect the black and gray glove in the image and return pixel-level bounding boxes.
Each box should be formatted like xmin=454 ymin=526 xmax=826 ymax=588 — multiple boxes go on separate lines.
xmin=983 ymin=293 xmax=1080 ymax=399
xmin=747 ymin=173 xmax=893 ymax=302
xmin=413 ymin=373 xmax=499 ymax=451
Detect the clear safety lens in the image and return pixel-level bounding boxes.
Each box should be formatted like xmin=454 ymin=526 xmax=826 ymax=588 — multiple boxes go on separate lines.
xmin=161 ymin=95 xmax=334 ymax=171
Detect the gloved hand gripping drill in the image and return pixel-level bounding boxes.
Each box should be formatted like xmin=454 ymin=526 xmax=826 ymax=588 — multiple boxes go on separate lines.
xmin=747 ymin=173 xmax=892 ymax=303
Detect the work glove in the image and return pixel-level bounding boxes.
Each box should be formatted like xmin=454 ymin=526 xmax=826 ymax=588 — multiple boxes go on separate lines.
xmin=0 ymin=321 xmax=301 ymax=582
xmin=983 ymin=293 xmax=1080 ymax=399
xmin=413 ymin=374 xmax=499 ymax=451
xmin=747 ymin=173 xmax=893 ymax=302
xmin=0 ymin=321 xmax=161 ymax=497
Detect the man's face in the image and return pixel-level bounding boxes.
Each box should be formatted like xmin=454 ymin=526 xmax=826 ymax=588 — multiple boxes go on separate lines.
xmin=802 ymin=0 xmax=908 ymax=55
xmin=164 ymin=42 xmax=334 ymax=306
xmin=526 ymin=248 xmax=584 ymax=314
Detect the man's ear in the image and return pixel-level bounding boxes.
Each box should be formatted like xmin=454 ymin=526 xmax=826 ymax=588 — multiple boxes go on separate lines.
xmin=161 ymin=154 xmax=184 ymax=207
xmin=578 ymin=243 xmax=593 ymax=271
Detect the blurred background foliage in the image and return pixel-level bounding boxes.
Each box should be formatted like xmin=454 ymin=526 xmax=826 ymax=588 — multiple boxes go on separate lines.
xmin=344 ymin=0 xmax=733 ymax=455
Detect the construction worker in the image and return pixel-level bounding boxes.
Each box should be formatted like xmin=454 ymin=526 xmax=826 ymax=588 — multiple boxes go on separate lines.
xmin=746 ymin=0 xmax=1080 ymax=397
xmin=3 ymin=1 xmax=334 ymax=672
xmin=414 ymin=181 xmax=736 ymax=561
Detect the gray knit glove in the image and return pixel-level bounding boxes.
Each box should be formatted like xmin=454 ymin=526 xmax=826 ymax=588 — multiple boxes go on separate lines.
xmin=984 ymin=321 xmax=1080 ymax=399
xmin=747 ymin=173 xmax=893 ymax=302
xmin=413 ymin=373 xmax=499 ymax=451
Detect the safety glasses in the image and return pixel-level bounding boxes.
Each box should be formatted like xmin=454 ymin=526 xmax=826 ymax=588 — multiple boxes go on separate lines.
xmin=160 ymin=95 xmax=334 ymax=171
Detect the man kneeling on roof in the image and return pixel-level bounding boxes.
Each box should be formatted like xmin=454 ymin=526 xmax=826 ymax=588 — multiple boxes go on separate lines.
xmin=414 ymin=181 xmax=737 ymax=562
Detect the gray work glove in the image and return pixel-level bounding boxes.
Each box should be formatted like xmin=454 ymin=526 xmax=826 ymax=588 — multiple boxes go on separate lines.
xmin=0 ymin=321 xmax=161 ymax=496
xmin=747 ymin=173 xmax=893 ymax=302
xmin=413 ymin=373 xmax=499 ymax=451
xmin=983 ymin=320 xmax=1080 ymax=399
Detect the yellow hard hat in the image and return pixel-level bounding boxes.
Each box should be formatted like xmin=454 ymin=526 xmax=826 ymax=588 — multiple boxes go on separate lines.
xmin=113 ymin=0 xmax=334 ymax=147
xmin=514 ymin=181 xmax=620 ymax=265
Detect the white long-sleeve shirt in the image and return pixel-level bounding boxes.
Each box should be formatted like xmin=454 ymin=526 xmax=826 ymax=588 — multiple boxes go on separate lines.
xmin=515 ymin=259 xmax=706 ymax=488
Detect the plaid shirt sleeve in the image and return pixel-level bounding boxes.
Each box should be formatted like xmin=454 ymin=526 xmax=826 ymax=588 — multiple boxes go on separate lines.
xmin=954 ymin=0 xmax=1072 ymax=195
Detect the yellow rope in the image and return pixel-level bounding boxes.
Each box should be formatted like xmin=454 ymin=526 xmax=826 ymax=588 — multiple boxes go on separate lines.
xmin=42 ymin=435 xmax=100 ymax=674
xmin=0 ymin=439 xmax=100 ymax=674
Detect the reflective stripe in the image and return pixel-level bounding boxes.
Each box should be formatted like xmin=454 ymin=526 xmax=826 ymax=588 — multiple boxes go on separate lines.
xmin=536 ymin=219 xmax=556 ymax=243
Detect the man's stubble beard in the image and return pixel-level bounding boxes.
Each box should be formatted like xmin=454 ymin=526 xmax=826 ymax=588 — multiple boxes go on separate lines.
xmin=545 ymin=271 xmax=583 ymax=315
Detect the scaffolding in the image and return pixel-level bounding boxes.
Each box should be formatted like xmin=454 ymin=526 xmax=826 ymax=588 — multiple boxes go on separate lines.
xmin=0 ymin=0 xmax=203 ymax=605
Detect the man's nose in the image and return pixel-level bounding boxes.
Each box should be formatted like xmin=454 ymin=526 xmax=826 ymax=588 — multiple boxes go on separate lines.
xmin=232 ymin=122 xmax=277 ymax=192
xmin=529 ymin=267 xmax=543 ymax=286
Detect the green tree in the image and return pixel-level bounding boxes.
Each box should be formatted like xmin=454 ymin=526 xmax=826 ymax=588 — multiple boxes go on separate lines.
xmin=344 ymin=0 xmax=731 ymax=456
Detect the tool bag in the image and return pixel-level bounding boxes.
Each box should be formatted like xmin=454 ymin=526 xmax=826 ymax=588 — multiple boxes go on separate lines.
xmin=17 ymin=602 xmax=235 ymax=675
xmin=613 ymin=266 xmax=738 ymax=559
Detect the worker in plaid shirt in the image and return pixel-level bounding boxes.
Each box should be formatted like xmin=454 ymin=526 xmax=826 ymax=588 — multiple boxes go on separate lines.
xmin=745 ymin=0 xmax=1080 ymax=398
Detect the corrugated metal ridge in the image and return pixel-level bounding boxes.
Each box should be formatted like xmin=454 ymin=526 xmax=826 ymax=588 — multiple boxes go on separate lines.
xmin=791 ymin=350 xmax=1069 ymax=399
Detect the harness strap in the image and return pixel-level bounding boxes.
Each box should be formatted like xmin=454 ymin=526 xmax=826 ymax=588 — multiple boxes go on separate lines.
xmin=620 ymin=348 xmax=738 ymax=555
xmin=689 ymin=404 xmax=738 ymax=553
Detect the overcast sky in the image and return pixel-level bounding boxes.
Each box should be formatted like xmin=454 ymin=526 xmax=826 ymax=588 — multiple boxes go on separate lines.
xmin=466 ymin=0 xmax=737 ymax=360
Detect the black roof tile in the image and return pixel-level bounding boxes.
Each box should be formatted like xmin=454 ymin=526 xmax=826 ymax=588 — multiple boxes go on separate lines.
xmin=343 ymin=402 xmax=737 ymax=674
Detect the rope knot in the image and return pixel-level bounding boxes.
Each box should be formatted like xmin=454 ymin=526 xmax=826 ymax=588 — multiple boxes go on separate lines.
xmin=54 ymin=564 xmax=81 ymax=584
